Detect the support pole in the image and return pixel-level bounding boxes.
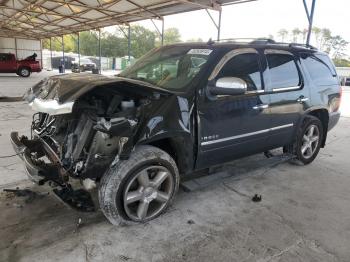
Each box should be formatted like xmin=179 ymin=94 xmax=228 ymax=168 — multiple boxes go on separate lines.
xmin=304 ymin=0 xmax=316 ymax=45
xmin=98 ymin=29 xmax=101 ymax=74
xmin=50 ymin=37 xmax=53 ymax=70
xmin=205 ymin=9 xmax=222 ymax=41
xmin=14 ymin=38 xmax=18 ymax=58
xmin=161 ymin=19 xmax=164 ymax=46
xmin=62 ymin=35 xmax=65 ymax=73
xmin=78 ymin=32 xmax=80 ymax=68
xmin=217 ymin=10 xmax=222 ymax=41
xmin=151 ymin=18 xmax=164 ymax=46
xmin=128 ymin=25 xmax=131 ymax=62
xmin=40 ymin=39 xmax=43 ymax=70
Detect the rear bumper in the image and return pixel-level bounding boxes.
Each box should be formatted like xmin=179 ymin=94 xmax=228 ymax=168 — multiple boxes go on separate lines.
xmin=328 ymin=111 xmax=341 ymax=131
xmin=10 ymin=132 xmax=61 ymax=185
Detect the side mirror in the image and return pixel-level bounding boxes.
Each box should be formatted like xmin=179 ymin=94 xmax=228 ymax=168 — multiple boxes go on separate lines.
xmin=209 ymin=77 xmax=247 ymax=96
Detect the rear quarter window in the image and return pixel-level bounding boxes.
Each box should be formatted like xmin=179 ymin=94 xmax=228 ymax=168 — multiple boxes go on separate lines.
xmin=301 ymin=53 xmax=338 ymax=86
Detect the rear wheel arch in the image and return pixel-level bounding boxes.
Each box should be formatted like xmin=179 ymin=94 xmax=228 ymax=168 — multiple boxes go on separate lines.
xmin=306 ymin=109 xmax=329 ymax=147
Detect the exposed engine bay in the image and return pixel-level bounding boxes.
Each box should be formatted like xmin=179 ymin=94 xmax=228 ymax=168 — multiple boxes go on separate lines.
xmin=27 ymin=86 xmax=153 ymax=185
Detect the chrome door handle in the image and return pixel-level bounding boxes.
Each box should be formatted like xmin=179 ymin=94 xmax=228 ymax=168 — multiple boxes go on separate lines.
xmin=253 ymin=104 xmax=269 ymax=110
xmin=297 ymin=97 xmax=309 ymax=103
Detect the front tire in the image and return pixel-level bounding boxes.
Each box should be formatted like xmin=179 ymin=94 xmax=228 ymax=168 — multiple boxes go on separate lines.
xmin=284 ymin=115 xmax=323 ymax=165
xmin=98 ymin=145 xmax=180 ymax=225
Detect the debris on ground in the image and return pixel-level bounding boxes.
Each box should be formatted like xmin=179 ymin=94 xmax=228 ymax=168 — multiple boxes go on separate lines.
xmin=119 ymin=255 xmax=131 ymax=261
xmin=74 ymin=218 xmax=83 ymax=233
xmin=187 ymin=219 xmax=195 ymax=225
xmin=252 ymin=194 xmax=262 ymax=202
xmin=12 ymin=203 xmax=23 ymax=208
xmin=3 ymin=187 xmax=49 ymax=203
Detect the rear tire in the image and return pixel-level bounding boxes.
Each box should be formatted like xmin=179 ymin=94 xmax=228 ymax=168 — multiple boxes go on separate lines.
xmin=18 ymin=67 xmax=31 ymax=77
xmin=284 ymin=115 xmax=323 ymax=165
xmin=98 ymin=145 xmax=180 ymax=225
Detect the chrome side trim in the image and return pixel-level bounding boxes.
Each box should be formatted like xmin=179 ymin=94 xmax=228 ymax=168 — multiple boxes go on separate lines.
xmin=201 ymin=123 xmax=293 ymax=146
xmin=269 ymin=123 xmax=294 ymax=131
xmin=272 ymin=86 xmax=300 ymax=92
xmin=29 ymin=98 xmax=74 ymax=115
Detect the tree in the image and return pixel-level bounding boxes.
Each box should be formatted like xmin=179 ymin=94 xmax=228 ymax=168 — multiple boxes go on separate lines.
xmin=333 ymin=58 xmax=350 ymax=67
xmin=278 ymin=29 xmax=288 ymax=42
xmin=292 ymin=28 xmax=301 ymax=42
xmin=186 ymin=38 xmax=204 ymax=42
xmin=161 ymin=28 xmax=181 ymax=45
xmin=301 ymin=29 xmax=308 ymax=43
xmin=130 ymin=25 xmax=156 ymax=58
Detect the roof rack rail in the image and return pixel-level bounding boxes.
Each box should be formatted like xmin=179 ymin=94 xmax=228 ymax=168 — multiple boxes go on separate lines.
xmin=207 ymin=38 xmax=318 ymax=50
xmin=288 ymin=43 xmax=318 ymax=50
xmin=208 ymin=38 xmax=276 ymax=44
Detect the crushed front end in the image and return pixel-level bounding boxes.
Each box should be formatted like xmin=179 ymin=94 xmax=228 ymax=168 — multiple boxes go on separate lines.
xmin=10 ymin=75 xmax=162 ymax=211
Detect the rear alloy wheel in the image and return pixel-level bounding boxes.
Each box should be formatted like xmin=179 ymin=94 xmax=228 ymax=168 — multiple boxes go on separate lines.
xmin=99 ymin=145 xmax=179 ymax=225
xmin=300 ymin=124 xmax=320 ymax=159
xmin=18 ymin=67 xmax=31 ymax=77
xmin=284 ymin=115 xmax=323 ymax=165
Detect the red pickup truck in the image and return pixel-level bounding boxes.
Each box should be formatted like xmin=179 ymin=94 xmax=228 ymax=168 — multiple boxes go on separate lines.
xmin=0 ymin=53 xmax=41 ymax=77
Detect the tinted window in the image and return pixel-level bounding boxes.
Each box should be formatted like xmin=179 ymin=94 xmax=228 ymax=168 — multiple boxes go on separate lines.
xmin=302 ymin=54 xmax=338 ymax=85
xmin=315 ymin=54 xmax=337 ymax=76
xmin=266 ymin=53 xmax=300 ymax=89
xmin=217 ymin=53 xmax=262 ymax=91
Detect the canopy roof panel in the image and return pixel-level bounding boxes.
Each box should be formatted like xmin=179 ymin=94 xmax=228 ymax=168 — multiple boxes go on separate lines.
xmin=0 ymin=0 xmax=255 ymax=39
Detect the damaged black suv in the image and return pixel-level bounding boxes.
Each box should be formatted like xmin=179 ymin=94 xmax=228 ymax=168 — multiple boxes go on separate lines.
xmin=11 ymin=40 xmax=341 ymax=225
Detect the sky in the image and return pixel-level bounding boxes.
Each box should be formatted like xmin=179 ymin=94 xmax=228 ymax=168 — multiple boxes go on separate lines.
xmin=129 ymin=0 xmax=349 ymax=55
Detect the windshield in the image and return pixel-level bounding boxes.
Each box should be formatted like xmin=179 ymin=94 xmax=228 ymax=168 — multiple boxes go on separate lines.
xmin=119 ymin=46 xmax=212 ymax=91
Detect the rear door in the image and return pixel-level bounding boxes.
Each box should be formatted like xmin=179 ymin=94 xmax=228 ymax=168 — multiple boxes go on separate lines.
xmin=196 ymin=48 xmax=272 ymax=169
xmin=263 ymin=49 xmax=310 ymax=147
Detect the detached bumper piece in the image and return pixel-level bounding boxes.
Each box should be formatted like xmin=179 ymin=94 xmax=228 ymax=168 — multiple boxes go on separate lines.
xmin=10 ymin=132 xmax=62 ymax=185
xmin=10 ymin=131 xmax=95 ymax=212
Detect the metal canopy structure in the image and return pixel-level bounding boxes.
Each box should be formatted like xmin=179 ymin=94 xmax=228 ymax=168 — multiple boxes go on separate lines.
xmin=0 ymin=0 xmax=254 ymax=39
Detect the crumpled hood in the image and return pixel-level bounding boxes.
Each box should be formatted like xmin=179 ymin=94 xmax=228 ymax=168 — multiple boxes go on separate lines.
xmin=24 ymin=73 xmax=172 ymax=104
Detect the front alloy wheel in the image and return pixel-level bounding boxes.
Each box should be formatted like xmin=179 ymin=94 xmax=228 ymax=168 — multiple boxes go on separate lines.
xmin=99 ymin=145 xmax=179 ymax=225
xmin=123 ymin=166 xmax=174 ymax=221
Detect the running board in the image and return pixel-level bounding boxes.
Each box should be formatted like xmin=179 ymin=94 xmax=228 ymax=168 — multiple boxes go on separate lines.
xmin=181 ymin=153 xmax=294 ymax=192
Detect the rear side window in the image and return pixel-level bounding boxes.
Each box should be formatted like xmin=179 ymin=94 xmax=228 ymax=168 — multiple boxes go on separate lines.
xmin=302 ymin=54 xmax=338 ymax=85
xmin=315 ymin=54 xmax=337 ymax=76
xmin=216 ymin=53 xmax=262 ymax=91
xmin=266 ymin=53 xmax=300 ymax=89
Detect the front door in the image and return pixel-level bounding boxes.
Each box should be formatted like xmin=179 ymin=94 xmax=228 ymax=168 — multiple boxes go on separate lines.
xmin=196 ymin=48 xmax=272 ymax=169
